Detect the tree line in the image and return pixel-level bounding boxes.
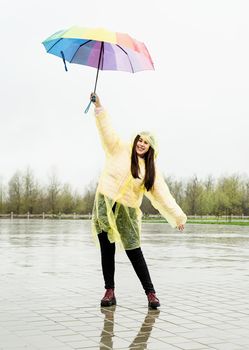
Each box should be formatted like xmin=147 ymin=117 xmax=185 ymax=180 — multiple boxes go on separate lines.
xmin=0 ymin=169 xmax=249 ymax=216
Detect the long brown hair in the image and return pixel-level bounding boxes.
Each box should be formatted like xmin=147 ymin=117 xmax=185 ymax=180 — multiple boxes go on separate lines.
xmin=131 ymin=135 xmax=155 ymax=191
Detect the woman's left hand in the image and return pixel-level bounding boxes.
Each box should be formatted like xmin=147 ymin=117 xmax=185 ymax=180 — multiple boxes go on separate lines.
xmin=177 ymin=224 xmax=185 ymax=232
xmin=90 ymin=92 xmax=101 ymax=108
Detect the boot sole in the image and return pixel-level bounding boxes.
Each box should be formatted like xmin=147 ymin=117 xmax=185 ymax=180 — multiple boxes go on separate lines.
xmin=148 ymin=302 xmax=160 ymax=309
xmin=100 ymin=298 xmax=116 ymax=307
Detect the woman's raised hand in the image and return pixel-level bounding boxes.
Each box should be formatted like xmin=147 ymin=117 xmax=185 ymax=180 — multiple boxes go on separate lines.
xmin=90 ymin=93 xmax=101 ymax=108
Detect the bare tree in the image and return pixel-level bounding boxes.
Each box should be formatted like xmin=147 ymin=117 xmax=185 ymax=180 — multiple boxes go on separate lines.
xmin=214 ymin=175 xmax=243 ymax=217
xmin=47 ymin=173 xmax=60 ymax=214
xmin=165 ymin=175 xmax=185 ymax=207
xmin=22 ymin=168 xmax=39 ymax=214
xmin=8 ymin=171 xmax=23 ymax=214
xmin=242 ymin=179 xmax=249 ymax=216
xmin=0 ymin=177 xmax=6 ymax=213
xmin=58 ymin=183 xmax=75 ymax=214
xmin=82 ymin=181 xmax=97 ymax=214
xmin=184 ymin=175 xmax=205 ymax=215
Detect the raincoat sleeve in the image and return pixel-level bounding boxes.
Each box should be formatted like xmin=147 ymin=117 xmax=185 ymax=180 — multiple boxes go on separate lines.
xmin=145 ymin=169 xmax=187 ymax=228
xmin=94 ymin=107 xmax=122 ymax=155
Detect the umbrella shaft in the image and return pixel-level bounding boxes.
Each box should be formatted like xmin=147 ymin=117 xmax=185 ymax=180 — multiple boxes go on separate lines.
xmin=94 ymin=41 xmax=104 ymax=93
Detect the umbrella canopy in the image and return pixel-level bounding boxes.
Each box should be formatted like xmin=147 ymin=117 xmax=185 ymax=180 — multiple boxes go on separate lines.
xmin=42 ymin=26 xmax=154 ymax=112
xmin=42 ymin=26 xmax=154 ymax=72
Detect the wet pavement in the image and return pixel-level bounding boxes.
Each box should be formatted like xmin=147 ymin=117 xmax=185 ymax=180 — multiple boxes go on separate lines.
xmin=0 ymin=219 xmax=249 ymax=350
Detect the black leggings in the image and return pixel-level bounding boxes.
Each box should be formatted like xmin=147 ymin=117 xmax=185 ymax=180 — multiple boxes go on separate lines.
xmin=98 ymin=231 xmax=155 ymax=294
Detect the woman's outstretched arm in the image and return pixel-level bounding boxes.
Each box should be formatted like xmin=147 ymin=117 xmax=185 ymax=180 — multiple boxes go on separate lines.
xmin=91 ymin=93 xmax=122 ymax=155
xmin=145 ymin=169 xmax=187 ymax=231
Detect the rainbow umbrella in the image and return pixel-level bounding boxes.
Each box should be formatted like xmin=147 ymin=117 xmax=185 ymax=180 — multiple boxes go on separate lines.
xmin=42 ymin=26 xmax=154 ymax=113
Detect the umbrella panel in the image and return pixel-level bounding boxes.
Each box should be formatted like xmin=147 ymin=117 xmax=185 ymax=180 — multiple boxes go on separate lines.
xmin=44 ymin=38 xmax=153 ymax=73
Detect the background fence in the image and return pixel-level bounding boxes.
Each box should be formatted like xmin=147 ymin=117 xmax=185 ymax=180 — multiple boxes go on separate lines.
xmin=1 ymin=213 xmax=249 ymax=222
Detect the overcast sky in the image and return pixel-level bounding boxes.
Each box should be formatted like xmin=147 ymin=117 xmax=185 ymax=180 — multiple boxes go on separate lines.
xmin=0 ymin=0 xmax=249 ymax=191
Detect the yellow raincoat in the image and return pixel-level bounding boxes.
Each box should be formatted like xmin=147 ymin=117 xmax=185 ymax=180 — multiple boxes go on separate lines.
xmin=92 ymin=108 xmax=187 ymax=250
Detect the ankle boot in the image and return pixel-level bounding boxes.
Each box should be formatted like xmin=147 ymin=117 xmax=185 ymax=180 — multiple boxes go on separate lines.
xmin=101 ymin=288 xmax=116 ymax=307
xmin=147 ymin=292 xmax=160 ymax=309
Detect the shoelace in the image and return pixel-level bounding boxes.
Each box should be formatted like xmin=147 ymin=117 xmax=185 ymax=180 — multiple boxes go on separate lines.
xmin=103 ymin=289 xmax=114 ymax=300
xmin=147 ymin=292 xmax=159 ymax=302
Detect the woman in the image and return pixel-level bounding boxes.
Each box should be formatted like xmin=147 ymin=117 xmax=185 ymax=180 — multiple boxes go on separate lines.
xmin=91 ymin=93 xmax=187 ymax=309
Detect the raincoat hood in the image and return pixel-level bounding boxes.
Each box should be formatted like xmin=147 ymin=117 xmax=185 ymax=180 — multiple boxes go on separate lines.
xmin=135 ymin=131 xmax=158 ymax=158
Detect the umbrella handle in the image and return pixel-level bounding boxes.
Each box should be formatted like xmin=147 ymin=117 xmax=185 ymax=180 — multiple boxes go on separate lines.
xmin=84 ymin=95 xmax=96 ymax=114
xmin=84 ymin=100 xmax=92 ymax=114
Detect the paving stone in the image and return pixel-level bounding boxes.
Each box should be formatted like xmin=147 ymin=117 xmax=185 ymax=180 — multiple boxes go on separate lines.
xmin=175 ymin=341 xmax=211 ymax=350
xmin=211 ymin=343 xmax=244 ymax=350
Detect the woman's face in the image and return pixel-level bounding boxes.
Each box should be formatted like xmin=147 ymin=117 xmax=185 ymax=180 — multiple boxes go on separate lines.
xmin=136 ymin=136 xmax=150 ymax=157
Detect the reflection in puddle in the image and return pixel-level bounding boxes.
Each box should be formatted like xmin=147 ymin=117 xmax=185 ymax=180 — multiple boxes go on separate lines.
xmin=100 ymin=306 xmax=115 ymax=349
xmin=99 ymin=306 xmax=160 ymax=349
